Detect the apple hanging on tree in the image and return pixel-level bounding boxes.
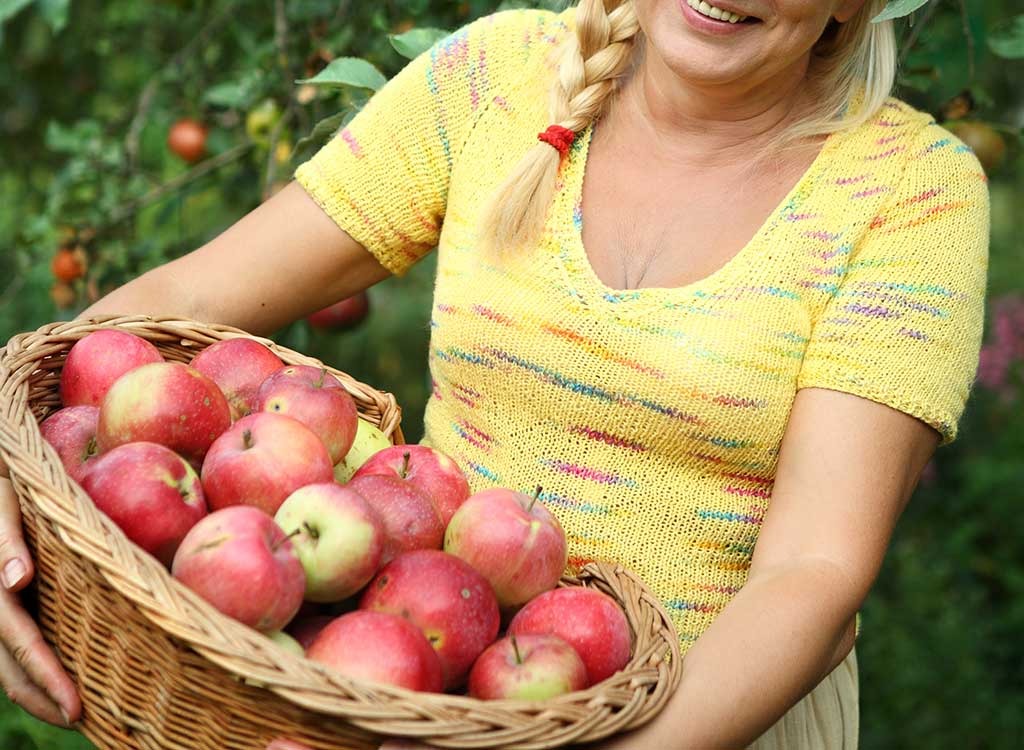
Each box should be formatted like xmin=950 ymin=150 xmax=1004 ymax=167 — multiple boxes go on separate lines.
xmin=306 ymin=292 xmax=370 ymax=330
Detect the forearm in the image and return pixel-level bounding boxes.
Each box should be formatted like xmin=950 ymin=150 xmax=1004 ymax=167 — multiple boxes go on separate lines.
xmin=594 ymin=560 xmax=858 ymax=750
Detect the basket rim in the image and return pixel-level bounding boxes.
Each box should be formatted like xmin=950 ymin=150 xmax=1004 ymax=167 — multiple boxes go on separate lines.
xmin=0 ymin=315 xmax=682 ymax=747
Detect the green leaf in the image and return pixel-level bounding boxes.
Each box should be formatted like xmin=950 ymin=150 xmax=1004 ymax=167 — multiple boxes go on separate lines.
xmin=295 ymin=57 xmax=387 ymax=92
xmin=293 ymin=111 xmax=348 ymax=158
xmin=989 ymin=15 xmax=1024 ymax=59
xmin=37 ymin=0 xmax=67 ymax=32
xmin=872 ymin=0 xmax=931 ymax=23
xmin=389 ymin=27 xmax=449 ymax=60
xmin=0 ymin=0 xmax=35 ymax=25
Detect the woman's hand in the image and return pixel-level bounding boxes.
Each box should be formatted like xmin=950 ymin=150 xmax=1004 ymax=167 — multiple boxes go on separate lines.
xmin=0 ymin=461 xmax=81 ymax=726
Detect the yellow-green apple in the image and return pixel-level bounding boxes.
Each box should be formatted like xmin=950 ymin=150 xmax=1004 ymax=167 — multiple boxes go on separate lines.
xmin=266 ymin=630 xmax=305 ymax=657
xmin=201 ymin=412 xmax=334 ymax=514
xmin=306 ymin=292 xmax=370 ymax=330
xmin=39 ymin=405 xmax=101 ymax=483
xmin=443 ymin=488 xmax=567 ymax=611
xmin=307 ymin=610 xmax=442 ymax=692
xmin=360 ymin=550 xmax=499 ymax=689
xmin=96 ymin=362 xmax=231 ymax=466
xmin=345 ymin=474 xmax=443 ymax=564
xmin=333 ymin=419 xmax=392 ymax=483
xmin=189 ymin=338 xmax=284 ymax=420
xmin=171 ymin=506 xmax=305 ymax=631
xmin=507 ymin=588 xmax=631 ymax=685
xmin=256 ymin=365 xmax=358 ymax=463
xmin=274 ymin=483 xmax=385 ymax=602
xmin=81 ymin=442 xmax=207 ymax=566
xmin=352 ymin=445 xmax=469 ymax=526
xmin=286 ymin=614 xmax=334 ymax=651
xmin=61 ymin=329 xmax=163 ymax=407
xmin=468 ymin=633 xmax=588 ymax=699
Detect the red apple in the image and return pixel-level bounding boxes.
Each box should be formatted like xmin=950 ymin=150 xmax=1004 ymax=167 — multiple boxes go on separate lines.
xmin=286 ymin=614 xmax=335 ymax=651
xmin=508 ymin=588 xmax=632 ymax=685
xmin=190 ymin=338 xmax=284 ymax=420
xmin=353 ymin=445 xmax=469 ymax=526
xmin=346 ymin=474 xmax=443 ymax=565
xmin=306 ymin=292 xmax=370 ymax=330
xmin=256 ymin=365 xmax=358 ymax=464
xmin=333 ymin=419 xmax=392 ymax=483
xmin=201 ymin=412 xmax=334 ymax=515
xmin=61 ymin=330 xmax=163 ymax=407
xmin=307 ymin=611 xmax=442 ymax=692
xmin=96 ymin=362 xmax=231 ymax=466
xmin=274 ymin=483 xmax=385 ymax=602
xmin=468 ymin=634 xmax=588 ymax=700
xmin=82 ymin=442 xmax=207 ymax=566
xmin=39 ymin=405 xmax=101 ymax=484
xmin=360 ymin=550 xmax=499 ymax=689
xmin=172 ymin=506 xmax=305 ymax=631
xmin=444 ymin=487 xmax=568 ymax=610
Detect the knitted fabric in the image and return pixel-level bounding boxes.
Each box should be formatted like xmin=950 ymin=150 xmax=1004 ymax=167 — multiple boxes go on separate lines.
xmin=295 ymin=8 xmax=990 ymax=651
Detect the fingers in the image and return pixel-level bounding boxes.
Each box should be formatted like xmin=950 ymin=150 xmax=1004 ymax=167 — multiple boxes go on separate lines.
xmin=0 ymin=585 xmax=81 ymax=724
xmin=0 ymin=473 xmax=33 ymax=594
xmin=0 ymin=642 xmax=69 ymax=726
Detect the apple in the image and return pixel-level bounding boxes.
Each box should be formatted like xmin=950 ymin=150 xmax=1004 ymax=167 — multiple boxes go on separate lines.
xmin=256 ymin=365 xmax=358 ymax=464
xmin=82 ymin=442 xmax=207 ymax=566
xmin=345 ymin=474 xmax=443 ymax=564
xmin=306 ymin=293 xmax=370 ymax=330
xmin=307 ymin=611 xmax=442 ymax=693
xmin=353 ymin=445 xmax=470 ymax=526
xmin=286 ymin=614 xmax=335 ymax=651
xmin=507 ymin=588 xmax=632 ymax=686
xmin=39 ymin=405 xmax=101 ymax=484
xmin=266 ymin=630 xmax=305 ymax=657
xmin=444 ymin=487 xmax=568 ymax=610
xmin=167 ymin=118 xmax=207 ymax=163
xmin=190 ymin=339 xmax=284 ymax=420
xmin=274 ymin=483 xmax=385 ymax=603
xmin=61 ymin=329 xmax=163 ymax=407
xmin=360 ymin=550 xmax=499 ymax=689
xmin=201 ymin=412 xmax=334 ymax=515
xmin=172 ymin=506 xmax=305 ymax=632
xmin=468 ymin=633 xmax=588 ymax=700
xmin=332 ymin=419 xmax=392 ymax=483
xmin=96 ymin=362 xmax=231 ymax=467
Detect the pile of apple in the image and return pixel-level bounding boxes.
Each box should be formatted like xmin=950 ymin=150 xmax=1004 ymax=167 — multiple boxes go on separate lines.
xmin=39 ymin=329 xmax=633 ymax=700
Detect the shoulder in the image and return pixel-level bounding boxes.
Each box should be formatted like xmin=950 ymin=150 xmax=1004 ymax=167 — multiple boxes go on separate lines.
xmin=441 ymin=7 xmax=575 ymax=65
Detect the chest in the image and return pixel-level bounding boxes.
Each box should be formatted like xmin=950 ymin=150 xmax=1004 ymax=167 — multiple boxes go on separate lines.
xmin=579 ymin=128 xmax=819 ymax=291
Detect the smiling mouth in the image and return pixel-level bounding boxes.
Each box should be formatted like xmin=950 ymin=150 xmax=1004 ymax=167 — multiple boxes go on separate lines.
xmin=685 ymin=0 xmax=757 ymax=24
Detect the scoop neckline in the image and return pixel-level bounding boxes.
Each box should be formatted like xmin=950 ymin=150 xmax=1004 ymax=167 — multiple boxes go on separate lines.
xmin=552 ymin=118 xmax=848 ymax=313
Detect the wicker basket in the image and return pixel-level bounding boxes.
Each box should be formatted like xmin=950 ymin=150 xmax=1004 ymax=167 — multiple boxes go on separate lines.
xmin=0 ymin=316 xmax=682 ymax=750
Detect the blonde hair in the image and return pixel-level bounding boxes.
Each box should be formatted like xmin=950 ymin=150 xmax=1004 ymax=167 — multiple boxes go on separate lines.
xmin=480 ymin=0 xmax=897 ymax=252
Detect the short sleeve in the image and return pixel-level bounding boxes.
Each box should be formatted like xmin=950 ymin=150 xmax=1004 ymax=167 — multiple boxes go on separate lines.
xmin=294 ymin=10 xmax=549 ymax=276
xmin=797 ymin=123 xmax=991 ymax=445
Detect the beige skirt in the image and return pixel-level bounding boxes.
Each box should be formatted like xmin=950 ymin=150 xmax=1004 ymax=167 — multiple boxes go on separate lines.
xmin=748 ymin=648 xmax=860 ymax=750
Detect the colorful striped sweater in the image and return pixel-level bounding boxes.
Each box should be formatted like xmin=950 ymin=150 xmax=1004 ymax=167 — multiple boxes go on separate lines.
xmin=295 ymin=8 xmax=990 ymax=650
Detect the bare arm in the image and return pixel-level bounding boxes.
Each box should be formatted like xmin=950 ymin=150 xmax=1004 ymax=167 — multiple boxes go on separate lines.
xmin=81 ymin=181 xmax=390 ymax=335
xmin=590 ymin=387 xmax=938 ymax=750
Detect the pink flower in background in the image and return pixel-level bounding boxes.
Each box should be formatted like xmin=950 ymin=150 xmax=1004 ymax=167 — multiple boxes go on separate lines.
xmin=976 ymin=294 xmax=1024 ymax=402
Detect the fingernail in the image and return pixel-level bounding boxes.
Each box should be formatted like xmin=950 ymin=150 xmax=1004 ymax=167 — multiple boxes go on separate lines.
xmin=60 ymin=707 xmax=71 ymax=726
xmin=2 ymin=558 xmax=26 ymax=589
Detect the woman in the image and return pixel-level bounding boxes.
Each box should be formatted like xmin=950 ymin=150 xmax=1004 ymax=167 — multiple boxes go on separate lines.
xmin=0 ymin=0 xmax=989 ymax=747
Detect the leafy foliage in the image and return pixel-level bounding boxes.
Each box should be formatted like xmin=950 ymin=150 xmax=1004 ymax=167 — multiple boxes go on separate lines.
xmin=0 ymin=1 xmax=1021 ymax=748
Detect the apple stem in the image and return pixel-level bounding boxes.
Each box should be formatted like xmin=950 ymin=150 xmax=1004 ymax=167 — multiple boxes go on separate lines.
xmin=511 ymin=634 xmax=523 ymax=665
xmin=316 ymin=368 xmax=327 ymax=388
xmin=401 ymin=451 xmax=411 ymax=479
xmin=273 ymin=527 xmax=303 ymax=552
xmin=303 ymin=521 xmax=319 ymax=541
xmin=84 ymin=435 xmax=98 ymax=460
xmin=527 ymin=485 xmax=542 ymax=513
xmin=242 ymin=429 xmax=254 ymax=450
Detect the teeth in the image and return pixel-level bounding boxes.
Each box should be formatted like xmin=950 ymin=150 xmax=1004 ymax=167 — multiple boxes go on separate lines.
xmin=687 ymin=0 xmax=748 ymax=23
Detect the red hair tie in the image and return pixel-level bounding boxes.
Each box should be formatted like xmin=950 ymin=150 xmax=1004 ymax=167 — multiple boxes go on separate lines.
xmin=538 ymin=125 xmax=576 ymax=156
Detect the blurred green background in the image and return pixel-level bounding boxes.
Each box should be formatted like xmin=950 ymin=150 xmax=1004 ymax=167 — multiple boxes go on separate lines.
xmin=1 ymin=0 xmax=1022 ymax=747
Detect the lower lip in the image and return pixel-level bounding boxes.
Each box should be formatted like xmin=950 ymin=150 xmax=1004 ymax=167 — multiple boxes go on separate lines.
xmin=679 ymin=1 xmax=752 ymax=36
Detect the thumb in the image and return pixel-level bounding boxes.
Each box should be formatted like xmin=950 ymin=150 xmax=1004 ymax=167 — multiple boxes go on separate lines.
xmin=0 ymin=467 xmax=33 ymax=593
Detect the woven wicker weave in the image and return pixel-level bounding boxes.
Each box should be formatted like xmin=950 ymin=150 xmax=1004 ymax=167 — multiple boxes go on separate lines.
xmin=0 ymin=316 xmax=682 ymax=750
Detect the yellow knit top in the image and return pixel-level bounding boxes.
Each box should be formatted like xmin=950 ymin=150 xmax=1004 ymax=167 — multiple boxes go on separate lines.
xmin=295 ymin=8 xmax=990 ymax=650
